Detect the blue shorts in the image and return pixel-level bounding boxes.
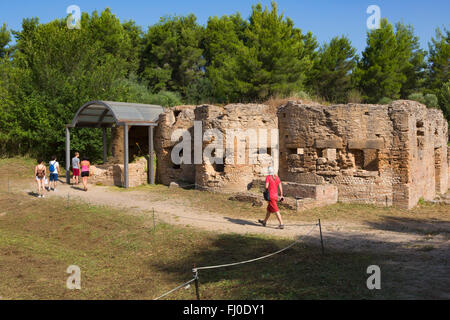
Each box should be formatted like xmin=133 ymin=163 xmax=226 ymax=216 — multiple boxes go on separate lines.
xmin=49 ymin=173 xmax=58 ymax=182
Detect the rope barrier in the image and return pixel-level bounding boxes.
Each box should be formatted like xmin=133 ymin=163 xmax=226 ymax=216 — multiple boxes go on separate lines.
xmin=152 ymin=222 xmax=321 ymax=300
xmin=153 ymin=277 xmax=197 ymax=300
xmin=193 ymin=223 xmax=318 ymax=272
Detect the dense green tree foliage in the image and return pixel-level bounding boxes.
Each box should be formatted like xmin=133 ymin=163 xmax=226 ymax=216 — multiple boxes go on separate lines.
xmin=204 ymin=3 xmax=317 ymax=102
xmin=307 ymin=36 xmax=357 ymax=103
xmin=237 ymin=3 xmax=316 ymax=101
xmin=427 ymin=27 xmax=449 ymax=92
xmin=139 ymin=15 xmax=206 ymax=99
xmin=437 ymin=81 xmax=450 ymax=118
xmin=0 ymin=9 xmax=173 ymax=161
xmin=0 ymin=23 xmax=12 ymax=58
xmin=395 ymin=23 xmax=426 ymax=98
xmin=354 ymin=19 xmax=405 ymax=103
xmin=354 ymin=20 xmax=443 ymax=110
xmin=0 ymin=3 xmax=449 ymax=162
xmin=203 ymin=13 xmax=249 ymax=103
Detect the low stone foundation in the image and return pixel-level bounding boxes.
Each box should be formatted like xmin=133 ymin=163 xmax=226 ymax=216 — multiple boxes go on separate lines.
xmin=238 ymin=179 xmax=338 ymax=211
xmin=89 ymin=158 xmax=148 ymax=188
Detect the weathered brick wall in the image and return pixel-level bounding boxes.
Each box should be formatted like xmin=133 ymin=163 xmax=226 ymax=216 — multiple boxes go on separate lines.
xmin=110 ymin=126 xmax=151 ymax=164
xmin=108 ymin=100 xmax=448 ymax=209
xmin=154 ymin=105 xmax=197 ymax=186
xmin=278 ymin=101 xmax=397 ymax=206
xmin=282 ymin=182 xmax=338 ymax=204
xmin=89 ymin=158 xmax=147 ymax=188
xmin=194 ymin=104 xmax=278 ymax=192
xmin=448 ymin=146 xmax=450 ymax=189
xmin=278 ymin=100 xmax=449 ymax=208
xmin=388 ymin=102 xmax=448 ymax=207
xmin=430 ymin=109 xmax=449 ymax=195
xmin=110 ymin=126 xmax=125 ymax=164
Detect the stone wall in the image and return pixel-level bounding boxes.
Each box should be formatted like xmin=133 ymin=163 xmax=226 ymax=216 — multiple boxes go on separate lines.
xmin=110 ymin=127 xmax=125 ymax=164
xmin=110 ymin=126 xmax=151 ymax=164
xmin=106 ymin=100 xmax=448 ymax=209
xmin=194 ymin=104 xmax=278 ymax=192
xmin=154 ymin=105 xmax=197 ymax=186
xmin=430 ymin=110 xmax=449 ymax=195
xmin=89 ymin=158 xmax=147 ymax=188
xmin=448 ymin=146 xmax=450 ymax=189
xmin=251 ymin=179 xmax=338 ymax=204
xmin=283 ymin=182 xmax=338 ymax=204
xmin=278 ymin=100 xmax=449 ymax=208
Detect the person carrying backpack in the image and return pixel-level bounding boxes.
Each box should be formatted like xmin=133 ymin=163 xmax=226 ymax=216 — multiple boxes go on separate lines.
xmin=48 ymin=155 xmax=60 ymax=192
xmin=258 ymin=166 xmax=285 ymax=229
xmin=34 ymin=159 xmax=47 ymax=198
xmin=80 ymin=156 xmax=90 ymax=192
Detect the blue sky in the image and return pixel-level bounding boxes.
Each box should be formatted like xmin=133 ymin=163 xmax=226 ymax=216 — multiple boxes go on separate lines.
xmin=0 ymin=0 xmax=448 ymax=53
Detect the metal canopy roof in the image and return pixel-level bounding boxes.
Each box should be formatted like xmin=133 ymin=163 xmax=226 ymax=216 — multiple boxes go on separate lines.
xmin=70 ymin=101 xmax=164 ymax=128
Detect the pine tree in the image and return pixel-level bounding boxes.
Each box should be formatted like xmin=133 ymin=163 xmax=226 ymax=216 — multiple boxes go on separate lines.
xmin=427 ymin=27 xmax=449 ymax=92
xmin=437 ymin=81 xmax=450 ymax=119
xmin=139 ymin=15 xmax=205 ymax=97
xmin=395 ymin=22 xmax=426 ymax=98
xmin=354 ymin=18 xmax=405 ymax=103
xmin=204 ymin=2 xmax=317 ymax=102
xmin=307 ymin=36 xmax=357 ymax=103
xmin=203 ymin=14 xmax=249 ymax=103
xmin=242 ymin=2 xmax=315 ymax=100
xmin=0 ymin=23 xmax=11 ymax=58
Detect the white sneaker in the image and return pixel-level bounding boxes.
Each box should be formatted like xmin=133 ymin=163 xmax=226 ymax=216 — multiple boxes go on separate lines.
xmin=41 ymin=195 xmax=45 ymax=198
xmin=53 ymin=189 xmax=57 ymax=192
xmin=38 ymin=195 xmax=42 ymax=198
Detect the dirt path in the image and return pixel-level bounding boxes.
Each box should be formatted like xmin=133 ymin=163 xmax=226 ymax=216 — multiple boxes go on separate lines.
xmin=23 ymin=182 xmax=448 ymax=247
xmin=17 ymin=181 xmax=450 ymax=299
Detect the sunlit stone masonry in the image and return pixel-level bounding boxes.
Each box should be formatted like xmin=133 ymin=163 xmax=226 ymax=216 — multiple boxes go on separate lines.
xmin=278 ymin=100 xmax=448 ymax=209
xmin=111 ymin=100 xmax=448 ymax=209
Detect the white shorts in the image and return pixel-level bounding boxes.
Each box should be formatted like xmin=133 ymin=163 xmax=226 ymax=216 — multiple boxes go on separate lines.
xmin=36 ymin=176 xmax=46 ymax=183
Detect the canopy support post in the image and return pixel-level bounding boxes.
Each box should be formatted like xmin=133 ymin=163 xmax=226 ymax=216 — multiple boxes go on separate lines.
xmin=65 ymin=127 xmax=71 ymax=185
xmin=102 ymin=127 xmax=107 ymax=164
xmin=123 ymin=124 xmax=129 ymax=188
xmin=148 ymin=126 xmax=155 ymax=184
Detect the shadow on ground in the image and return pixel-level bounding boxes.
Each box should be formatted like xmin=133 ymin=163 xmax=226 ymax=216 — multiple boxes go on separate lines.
xmin=365 ymin=216 xmax=450 ymax=236
xmin=149 ymin=232 xmax=398 ymax=300
xmin=224 ymin=217 xmax=261 ymax=227
xmin=148 ymin=224 xmax=450 ymax=300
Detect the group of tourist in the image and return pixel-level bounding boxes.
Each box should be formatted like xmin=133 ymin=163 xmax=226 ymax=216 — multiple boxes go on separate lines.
xmin=34 ymin=155 xmax=285 ymax=230
xmin=34 ymin=152 xmax=91 ymax=198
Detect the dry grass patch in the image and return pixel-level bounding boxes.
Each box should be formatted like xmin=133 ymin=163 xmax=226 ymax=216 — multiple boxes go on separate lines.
xmin=0 ymin=190 xmax=399 ymax=300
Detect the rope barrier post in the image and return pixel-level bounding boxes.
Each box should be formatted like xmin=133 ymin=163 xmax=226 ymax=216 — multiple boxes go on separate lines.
xmin=193 ymin=264 xmax=200 ymax=300
xmin=318 ymin=219 xmax=324 ymax=255
xmin=153 ymin=208 xmax=155 ymax=231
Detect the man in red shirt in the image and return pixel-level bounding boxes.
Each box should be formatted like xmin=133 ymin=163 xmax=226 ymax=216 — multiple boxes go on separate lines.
xmin=259 ymin=167 xmax=285 ymax=229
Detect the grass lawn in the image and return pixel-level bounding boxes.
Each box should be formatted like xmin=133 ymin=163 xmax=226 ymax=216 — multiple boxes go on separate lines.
xmin=0 ymin=191 xmax=394 ymax=300
xmin=0 ymin=157 xmax=445 ymax=300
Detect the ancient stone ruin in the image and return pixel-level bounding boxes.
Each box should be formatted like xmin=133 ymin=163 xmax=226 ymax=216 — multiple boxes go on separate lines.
xmin=102 ymin=100 xmax=449 ymax=209
xmin=278 ymin=100 xmax=449 ymax=209
xmin=88 ymin=126 xmax=152 ymax=188
xmin=154 ymin=105 xmax=197 ymax=186
xmin=194 ymin=104 xmax=278 ymax=192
